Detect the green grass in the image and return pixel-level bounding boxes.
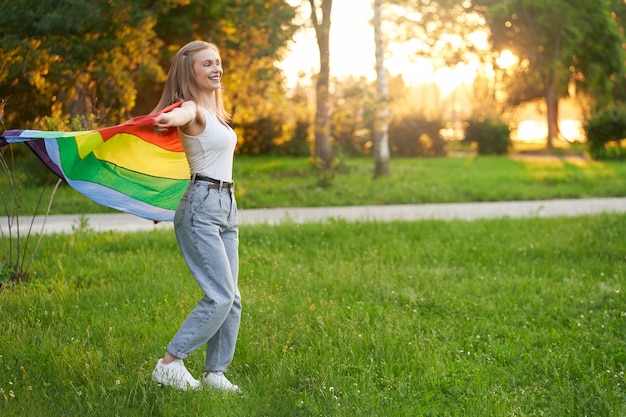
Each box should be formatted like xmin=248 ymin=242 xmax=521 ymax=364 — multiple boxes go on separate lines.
xmin=1 ymin=214 xmax=625 ymax=416
xmin=4 ymin=155 xmax=626 ymax=215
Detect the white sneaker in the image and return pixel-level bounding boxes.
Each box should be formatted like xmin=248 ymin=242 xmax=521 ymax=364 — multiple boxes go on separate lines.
xmin=203 ymin=372 xmax=242 ymax=393
xmin=152 ymin=359 xmax=201 ymax=391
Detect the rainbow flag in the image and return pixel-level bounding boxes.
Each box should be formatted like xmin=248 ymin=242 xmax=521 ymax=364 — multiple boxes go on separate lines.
xmin=0 ymin=102 xmax=189 ymax=222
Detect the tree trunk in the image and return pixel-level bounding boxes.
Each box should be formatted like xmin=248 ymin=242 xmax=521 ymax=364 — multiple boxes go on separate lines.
xmin=373 ymin=0 xmax=390 ymax=178
xmin=543 ymin=29 xmax=563 ymax=150
xmin=68 ymin=72 xmax=96 ymax=119
xmin=545 ymin=82 xmax=559 ymax=149
xmin=309 ymin=0 xmax=333 ymax=169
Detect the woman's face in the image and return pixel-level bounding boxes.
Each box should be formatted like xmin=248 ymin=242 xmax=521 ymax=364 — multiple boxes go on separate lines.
xmin=192 ymin=47 xmax=223 ymax=92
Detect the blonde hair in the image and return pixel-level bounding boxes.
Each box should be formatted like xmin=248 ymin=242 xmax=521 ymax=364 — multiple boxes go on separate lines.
xmin=152 ymin=40 xmax=230 ymax=121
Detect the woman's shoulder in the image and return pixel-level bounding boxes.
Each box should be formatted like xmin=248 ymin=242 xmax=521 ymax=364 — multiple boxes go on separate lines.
xmin=180 ymin=100 xmax=198 ymax=112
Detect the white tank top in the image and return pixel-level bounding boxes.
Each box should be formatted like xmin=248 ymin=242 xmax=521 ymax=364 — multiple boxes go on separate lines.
xmin=178 ymin=108 xmax=237 ymax=182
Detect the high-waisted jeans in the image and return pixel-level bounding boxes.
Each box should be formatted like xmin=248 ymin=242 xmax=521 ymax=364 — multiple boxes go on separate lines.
xmin=167 ymin=181 xmax=241 ymax=373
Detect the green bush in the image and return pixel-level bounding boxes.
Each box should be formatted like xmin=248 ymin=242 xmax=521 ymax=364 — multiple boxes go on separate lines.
xmin=284 ymin=120 xmax=311 ymax=157
xmin=585 ymin=105 xmax=626 ymax=160
xmin=464 ymin=117 xmax=511 ymax=155
xmin=236 ymin=116 xmax=283 ymax=155
xmin=7 ymin=114 xmax=100 ymax=186
xmin=2 ymin=144 xmax=55 ymax=187
xmin=389 ymin=115 xmax=447 ymax=157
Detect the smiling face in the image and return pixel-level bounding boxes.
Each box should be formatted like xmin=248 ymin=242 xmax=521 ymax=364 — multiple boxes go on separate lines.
xmin=192 ymin=47 xmax=223 ymax=93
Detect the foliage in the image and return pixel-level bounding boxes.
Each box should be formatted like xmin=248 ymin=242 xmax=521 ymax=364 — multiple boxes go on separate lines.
xmin=0 ymin=0 xmax=177 ymax=125
xmin=387 ymin=0 xmax=489 ymax=68
xmin=464 ymin=116 xmax=511 ymax=155
xmin=571 ymin=1 xmax=626 ymax=107
xmin=13 ymin=113 xmax=100 ymax=186
xmin=471 ymin=0 xmax=626 ymax=147
xmin=236 ymin=116 xmax=284 ymax=155
xmin=283 ymin=120 xmax=312 ymax=157
xmin=330 ymin=76 xmax=377 ymax=157
xmin=0 ymin=0 xmax=297 ymax=130
xmin=609 ymin=0 xmax=626 ymax=104
xmin=0 ymin=214 xmax=624 ymax=416
xmin=203 ymin=0 xmax=297 ymax=128
xmin=1 ymin=144 xmax=51 ymax=187
xmin=388 ymin=115 xmax=447 ymax=157
xmin=585 ymin=105 xmax=626 ymax=160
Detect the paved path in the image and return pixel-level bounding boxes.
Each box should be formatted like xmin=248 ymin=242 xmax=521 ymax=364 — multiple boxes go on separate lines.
xmin=2 ymin=197 xmax=625 ymax=235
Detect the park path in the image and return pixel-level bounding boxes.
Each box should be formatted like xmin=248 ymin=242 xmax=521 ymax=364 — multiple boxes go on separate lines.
xmin=3 ymin=197 xmax=625 ymax=235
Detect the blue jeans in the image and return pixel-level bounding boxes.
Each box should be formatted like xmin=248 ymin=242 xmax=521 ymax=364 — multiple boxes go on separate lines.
xmin=167 ymin=182 xmax=241 ymax=373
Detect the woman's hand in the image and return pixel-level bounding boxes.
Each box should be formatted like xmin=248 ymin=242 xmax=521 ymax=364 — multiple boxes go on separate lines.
xmin=152 ymin=113 xmax=171 ymax=134
xmin=152 ymin=101 xmax=196 ymax=134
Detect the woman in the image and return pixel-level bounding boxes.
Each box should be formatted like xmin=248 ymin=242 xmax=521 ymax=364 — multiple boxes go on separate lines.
xmin=150 ymin=40 xmax=242 ymax=392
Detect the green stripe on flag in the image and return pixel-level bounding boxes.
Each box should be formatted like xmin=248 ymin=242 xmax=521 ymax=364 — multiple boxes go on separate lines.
xmin=57 ymin=138 xmax=187 ymax=210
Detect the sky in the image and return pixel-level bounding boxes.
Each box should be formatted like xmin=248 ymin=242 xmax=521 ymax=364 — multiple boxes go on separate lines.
xmin=278 ymin=1 xmax=378 ymax=87
xmin=278 ymin=1 xmax=470 ymax=93
xmin=277 ymin=2 xmax=585 ymax=142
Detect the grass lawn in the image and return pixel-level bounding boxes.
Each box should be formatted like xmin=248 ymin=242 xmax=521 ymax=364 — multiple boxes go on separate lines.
xmin=3 ymin=155 xmax=626 ymax=215
xmin=1 ymin=213 xmax=624 ymax=416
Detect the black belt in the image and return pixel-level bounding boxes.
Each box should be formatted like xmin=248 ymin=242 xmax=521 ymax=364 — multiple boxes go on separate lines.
xmin=191 ymin=174 xmax=233 ymax=189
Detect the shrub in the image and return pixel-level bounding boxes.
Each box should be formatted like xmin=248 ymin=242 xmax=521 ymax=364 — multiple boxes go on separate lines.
xmin=236 ymin=116 xmax=283 ymax=155
xmin=464 ymin=117 xmax=511 ymax=155
xmin=283 ymin=120 xmax=311 ymax=157
xmin=19 ymin=113 xmax=100 ymax=185
xmin=389 ymin=115 xmax=447 ymax=157
xmin=585 ymin=105 xmax=626 ymax=160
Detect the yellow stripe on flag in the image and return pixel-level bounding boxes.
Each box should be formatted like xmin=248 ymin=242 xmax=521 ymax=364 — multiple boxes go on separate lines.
xmin=74 ymin=131 xmax=105 ymax=159
xmin=93 ymin=133 xmax=189 ymax=180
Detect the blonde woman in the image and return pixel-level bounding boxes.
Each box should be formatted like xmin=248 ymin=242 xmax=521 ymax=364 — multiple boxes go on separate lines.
xmin=150 ymin=41 xmax=241 ymax=392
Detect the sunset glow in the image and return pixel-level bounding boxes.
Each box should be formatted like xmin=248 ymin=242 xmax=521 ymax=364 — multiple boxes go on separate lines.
xmin=279 ymin=2 xmax=485 ymax=94
xmin=279 ymin=1 xmax=376 ymax=86
xmin=496 ymin=49 xmax=517 ymax=69
xmin=279 ymin=2 xmax=582 ymax=143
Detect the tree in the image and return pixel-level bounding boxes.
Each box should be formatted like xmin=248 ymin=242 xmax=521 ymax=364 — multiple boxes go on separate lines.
xmin=373 ymin=0 xmax=390 ymax=177
xmin=330 ymin=76 xmax=376 ymax=156
xmin=0 ymin=0 xmax=182 ymax=126
xmin=383 ymin=0 xmax=493 ymax=132
xmin=308 ymin=0 xmax=334 ymax=169
xmin=145 ymin=0 xmax=298 ymax=129
xmin=0 ymin=0 xmax=298 ymax=138
xmin=608 ymin=0 xmax=626 ymax=104
xmin=387 ymin=0 xmax=489 ymax=69
xmin=572 ymin=0 xmax=626 ymax=109
xmin=472 ymin=0 xmax=625 ymax=148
